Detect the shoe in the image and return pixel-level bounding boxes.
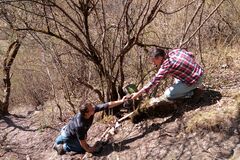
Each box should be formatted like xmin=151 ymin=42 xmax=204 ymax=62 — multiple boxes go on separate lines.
xmin=53 ymin=143 xmax=65 ymax=155
xmin=184 ymin=91 xmax=194 ymax=98
xmin=149 ymin=95 xmax=174 ymax=106
xmin=189 ymin=88 xmax=204 ymax=104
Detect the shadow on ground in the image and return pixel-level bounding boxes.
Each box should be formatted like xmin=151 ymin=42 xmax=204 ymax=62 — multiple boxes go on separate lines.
xmin=0 ymin=114 xmax=59 ymax=132
xmin=97 ymin=117 xmax=175 ymax=157
xmin=93 ymin=89 xmax=223 ymax=157
xmin=131 ymin=89 xmax=222 ymax=124
xmin=51 ymin=89 xmax=224 ymax=158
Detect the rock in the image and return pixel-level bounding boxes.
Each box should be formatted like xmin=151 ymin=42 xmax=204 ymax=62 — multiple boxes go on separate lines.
xmin=26 ymin=155 xmax=31 ymax=160
xmin=221 ymin=64 xmax=229 ymax=69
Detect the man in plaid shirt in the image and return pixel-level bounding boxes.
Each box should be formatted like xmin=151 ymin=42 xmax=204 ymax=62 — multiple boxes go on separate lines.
xmin=131 ymin=48 xmax=203 ymax=102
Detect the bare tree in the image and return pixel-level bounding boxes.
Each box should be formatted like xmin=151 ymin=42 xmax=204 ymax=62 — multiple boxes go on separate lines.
xmin=0 ymin=39 xmax=21 ymax=115
xmin=0 ymin=0 xmax=231 ymax=117
xmin=1 ymin=0 xmax=166 ymax=104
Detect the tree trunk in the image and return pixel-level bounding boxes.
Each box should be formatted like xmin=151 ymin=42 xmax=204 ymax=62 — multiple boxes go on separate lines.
xmin=0 ymin=40 xmax=21 ymax=115
xmin=103 ymin=79 xmax=119 ymax=116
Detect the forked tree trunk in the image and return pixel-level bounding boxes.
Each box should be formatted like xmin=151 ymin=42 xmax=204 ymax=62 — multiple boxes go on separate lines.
xmin=0 ymin=40 xmax=21 ymax=115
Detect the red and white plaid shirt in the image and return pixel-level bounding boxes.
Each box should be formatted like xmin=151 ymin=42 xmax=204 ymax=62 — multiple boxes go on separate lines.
xmin=143 ymin=49 xmax=204 ymax=93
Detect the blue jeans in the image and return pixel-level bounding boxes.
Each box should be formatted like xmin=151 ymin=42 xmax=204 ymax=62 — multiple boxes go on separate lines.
xmin=55 ymin=127 xmax=85 ymax=153
xmin=164 ymin=76 xmax=203 ymax=100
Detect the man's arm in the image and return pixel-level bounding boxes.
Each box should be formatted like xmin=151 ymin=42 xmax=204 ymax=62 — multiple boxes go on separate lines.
xmin=131 ymin=63 xmax=170 ymax=100
xmin=95 ymin=96 xmax=128 ymax=112
xmin=131 ymin=88 xmax=145 ymax=100
xmin=80 ymin=139 xmax=96 ymax=153
xmin=107 ymin=96 xmax=128 ymax=109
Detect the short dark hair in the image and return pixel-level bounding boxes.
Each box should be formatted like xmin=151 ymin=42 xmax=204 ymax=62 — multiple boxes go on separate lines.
xmin=151 ymin=48 xmax=166 ymax=58
xmin=79 ymin=103 xmax=91 ymax=116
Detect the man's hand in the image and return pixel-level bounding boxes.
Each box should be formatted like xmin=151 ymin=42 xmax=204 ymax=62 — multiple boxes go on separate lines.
xmin=80 ymin=139 xmax=96 ymax=153
xmin=131 ymin=91 xmax=142 ymax=100
xmin=108 ymin=95 xmax=131 ymax=109
xmin=121 ymin=95 xmax=132 ymax=102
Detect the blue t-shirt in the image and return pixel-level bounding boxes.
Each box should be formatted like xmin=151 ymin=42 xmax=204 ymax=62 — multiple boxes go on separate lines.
xmin=64 ymin=103 xmax=108 ymax=140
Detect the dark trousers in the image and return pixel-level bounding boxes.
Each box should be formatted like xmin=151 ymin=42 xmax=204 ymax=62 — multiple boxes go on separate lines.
xmin=55 ymin=128 xmax=85 ymax=153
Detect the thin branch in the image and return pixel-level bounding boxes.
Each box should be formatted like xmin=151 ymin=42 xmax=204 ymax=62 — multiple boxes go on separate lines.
xmin=137 ymin=0 xmax=164 ymax=38
xmin=127 ymin=0 xmax=146 ymax=37
xmin=47 ymin=0 xmax=86 ymax=36
xmin=180 ymin=0 xmax=226 ymax=48
xmin=159 ymin=0 xmax=197 ymax=15
xmin=7 ymin=0 xmax=86 ymax=36
xmin=66 ymin=0 xmax=83 ymax=26
xmin=179 ymin=0 xmax=204 ymax=47
xmin=137 ymin=68 xmax=156 ymax=87
xmin=5 ymin=2 xmax=79 ymax=39
xmin=112 ymin=0 xmax=165 ymax=79
xmin=42 ymin=1 xmax=50 ymax=33
xmin=15 ymin=27 xmax=90 ymax=58
xmin=112 ymin=0 xmax=132 ymax=55
xmin=198 ymin=1 xmax=205 ymax=67
xmin=136 ymin=41 xmax=172 ymax=50
xmin=49 ymin=2 xmax=62 ymax=37
xmin=76 ymin=78 xmax=104 ymax=102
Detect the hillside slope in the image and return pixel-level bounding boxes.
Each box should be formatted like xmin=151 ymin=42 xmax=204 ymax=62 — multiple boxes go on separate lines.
xmin=1 ymin=87 xmax=240 ymax=160
xmin=1 ymin=52 xmax=240 ymax=160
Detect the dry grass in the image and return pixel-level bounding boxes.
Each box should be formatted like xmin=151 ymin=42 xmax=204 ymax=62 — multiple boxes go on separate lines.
xmin=99 ymin=114 xmax=116 ymax=124
xmin=185 ymin=46 xmax=240 ymax=133
xmin=186 ymin=92 xmax=240 ymax=132
xmin=202 ymin=45 xmax=240 ymax=87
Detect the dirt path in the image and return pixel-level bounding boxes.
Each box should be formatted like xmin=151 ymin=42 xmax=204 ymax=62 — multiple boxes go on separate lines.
xmin=0 ymin=112 xmax=59 ymax=160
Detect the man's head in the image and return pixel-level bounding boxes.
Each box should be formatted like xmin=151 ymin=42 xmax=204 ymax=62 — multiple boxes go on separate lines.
xmin=79 ymin=102 xmax=95 ymax=119
xmin=150 ymin=48 xmax=166 ymax=68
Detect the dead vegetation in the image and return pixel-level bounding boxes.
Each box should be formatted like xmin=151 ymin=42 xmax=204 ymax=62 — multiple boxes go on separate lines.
xmin=1 ymin=0 xmax=240 ymax=115
xmin=185 ymin=92 xmax=240 ymax=132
